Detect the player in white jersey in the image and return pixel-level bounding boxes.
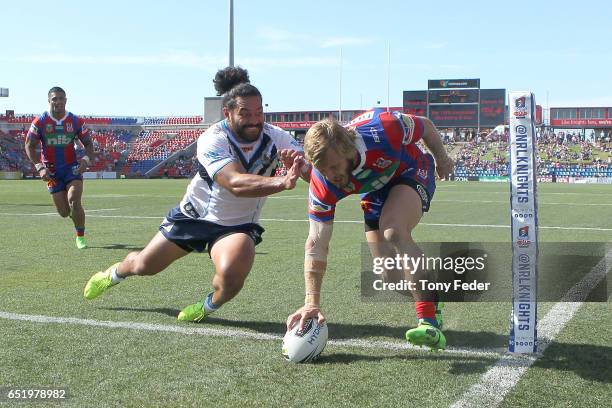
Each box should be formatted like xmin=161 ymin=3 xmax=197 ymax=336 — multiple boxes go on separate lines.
xmin=83 ymin=67 xmax=309 ymax=322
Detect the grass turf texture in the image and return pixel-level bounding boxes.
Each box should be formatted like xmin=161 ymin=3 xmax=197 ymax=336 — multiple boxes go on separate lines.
xmin=0 ymin=179 xmax=610 ymax=407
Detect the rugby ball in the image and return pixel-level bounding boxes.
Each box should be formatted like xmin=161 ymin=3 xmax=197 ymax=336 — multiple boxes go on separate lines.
xmin=282 ymin=319 xmax=328 ymax=363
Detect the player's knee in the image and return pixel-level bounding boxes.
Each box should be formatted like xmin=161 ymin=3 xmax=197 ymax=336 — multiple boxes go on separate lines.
xmin=68 ymin=199 xmax=82 ymax=212
xmin=130 ymin=256 xmax=160 ymax=276
xmin=381 ymin=225 xmax=411 ymax=243
xmin=217 ymin=273 xmax=246 ymax=295
xmin=57 ymin=208 xmax=70 ymax=218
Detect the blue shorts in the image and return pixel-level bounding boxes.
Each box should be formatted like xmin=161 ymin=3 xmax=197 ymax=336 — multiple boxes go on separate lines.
xmin=360 ymin=159 xmax=436 ymax=232
xmin=159 ymin=206 xmax=265 ymax=253
xmin=47 ymin=163 xmax=83 ymax=194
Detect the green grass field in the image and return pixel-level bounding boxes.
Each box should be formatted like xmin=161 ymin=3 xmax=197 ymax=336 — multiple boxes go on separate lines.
xmin=0 ymin=179 xmax=610 ymax=407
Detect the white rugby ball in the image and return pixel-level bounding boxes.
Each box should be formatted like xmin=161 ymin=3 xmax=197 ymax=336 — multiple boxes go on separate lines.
xmin=282 ymin=319 xmax=328 ymax=363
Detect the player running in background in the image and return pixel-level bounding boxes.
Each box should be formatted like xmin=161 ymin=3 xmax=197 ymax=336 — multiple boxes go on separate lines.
xmin=25 ymin=86 xmax=95 ymax=249
xmin=286 ymin=109 xmax=454 ymax=350
xmin=84 ymin=66 xmax=309 ymax=321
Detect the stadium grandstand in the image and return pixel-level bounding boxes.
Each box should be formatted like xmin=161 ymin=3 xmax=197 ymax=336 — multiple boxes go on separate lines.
xmin=1 ymin=106 xmax=611 ymax=181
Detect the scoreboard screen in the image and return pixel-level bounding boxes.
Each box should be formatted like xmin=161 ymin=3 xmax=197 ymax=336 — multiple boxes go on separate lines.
xmin=403 ymin=90 xmax=427 ymax=116
xmin=428 ymin=89 xmax=480 ymax=104
xmin=429 ymin=105 xmax=479 ymax=127
xmin=479 ymin=89 xmax=505 ymax=127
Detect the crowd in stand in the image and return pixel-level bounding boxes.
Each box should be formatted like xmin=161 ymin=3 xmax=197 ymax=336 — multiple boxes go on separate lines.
xmin=2 ymin=118 xmax=612 ymax=179
xmin=453 ymin=128 xmax=612 ymax=177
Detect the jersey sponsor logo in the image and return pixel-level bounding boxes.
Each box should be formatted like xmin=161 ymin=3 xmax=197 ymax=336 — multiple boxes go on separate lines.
xmin=46 ymin=124 xmax=54 ymax=133
xmin=45 ymin=134 xmax=73 ymax=146
xmin=417 ymin=169 xmax=428 ymax=179
xmin=66 ymin=122 xmax=74 ymax=133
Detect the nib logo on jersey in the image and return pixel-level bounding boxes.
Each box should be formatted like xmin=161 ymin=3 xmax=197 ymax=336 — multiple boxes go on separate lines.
xmin=513 ymin=96 xmax=528 ymax=118
xmin=517 ymin=226 xmax=531 ymax=248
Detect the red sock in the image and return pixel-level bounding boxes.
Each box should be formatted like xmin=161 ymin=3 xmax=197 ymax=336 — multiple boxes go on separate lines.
xmin=415 ymin=301 xmax=436 ymax=320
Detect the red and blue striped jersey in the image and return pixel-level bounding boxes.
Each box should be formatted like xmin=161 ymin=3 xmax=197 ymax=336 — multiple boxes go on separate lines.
xmin=27 ymin=111 xmax=89 ymax=168
xmin=308 ymin=109 xmax=430 ymax=222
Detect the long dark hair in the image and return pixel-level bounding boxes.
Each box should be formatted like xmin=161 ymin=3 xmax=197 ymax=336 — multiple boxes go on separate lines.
xmin=213 ymin=66 xmax=261 ymax=109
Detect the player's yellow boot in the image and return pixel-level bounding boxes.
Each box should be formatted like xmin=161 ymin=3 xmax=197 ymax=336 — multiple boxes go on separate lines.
xmin=177 ymin=302 xmax=208 ymax=322
xmin=76 ymin=236 xmax=87 ymax=249
xmin=84 ymin=263 xmax=120 ymax=300
xmin=405 ymin=320 xmax=446 ymax=350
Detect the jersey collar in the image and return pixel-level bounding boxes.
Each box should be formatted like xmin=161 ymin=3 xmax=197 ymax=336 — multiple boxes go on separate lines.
xmin=49 ymin=111 xmax=69 ymax=125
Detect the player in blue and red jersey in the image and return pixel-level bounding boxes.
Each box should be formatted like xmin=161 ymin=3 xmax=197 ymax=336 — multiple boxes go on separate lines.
xmin=25 ymin=87 xmax=95 ymax=249
xmin=286 ymin=109 xmax=454 ymax=350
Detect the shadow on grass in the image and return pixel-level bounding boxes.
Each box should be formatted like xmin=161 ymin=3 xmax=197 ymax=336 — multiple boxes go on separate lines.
xmin=0 ymin=203 xmax=55 ymax=207
xmin=99 ymin=306 xmax=506 ymax=348
xmin=86 ymin=244 xmax=145 ymax=250
xmin=533 ymin=341 xmax=612 ymax=383
xmin=316 ymin=352 xmax=497 ymax=370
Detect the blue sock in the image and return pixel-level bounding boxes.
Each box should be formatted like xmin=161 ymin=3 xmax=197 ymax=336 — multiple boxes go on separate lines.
xmin=419 ymin=317 xmax=439 ymax=328
xmin=203 ymin=292 xmax=220 ymax=314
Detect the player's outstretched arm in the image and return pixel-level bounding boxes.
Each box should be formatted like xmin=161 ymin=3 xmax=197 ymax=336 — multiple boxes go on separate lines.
xmin=419 ymin=117 xmax=455 ymax=179
xmin=215 ymin=158 xmax=302 ymax=197
xmin=286 ymin=219 xmax=333 ymax=331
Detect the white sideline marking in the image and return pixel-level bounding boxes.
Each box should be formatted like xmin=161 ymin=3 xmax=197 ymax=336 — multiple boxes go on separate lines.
xmin=450 ymin=248 xmax=612 ymax=408
xmin=0 ymin=212 xmax=611 ymax=232
xmin=0 ymin=311 xmax=503 ymax=358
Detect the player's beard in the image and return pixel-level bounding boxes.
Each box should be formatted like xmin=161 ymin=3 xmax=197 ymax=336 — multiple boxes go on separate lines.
xmin=234 ymin=123 xmax=263 ymax=142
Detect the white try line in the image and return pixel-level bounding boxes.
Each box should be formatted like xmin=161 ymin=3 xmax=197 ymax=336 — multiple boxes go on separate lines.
xmin=0 ymin=311 xmax=503 ymax=359
xmin=450 ymin=247 xmax=612 ymax=408
xmin=0 ymin=212 xmax=611 ymax=232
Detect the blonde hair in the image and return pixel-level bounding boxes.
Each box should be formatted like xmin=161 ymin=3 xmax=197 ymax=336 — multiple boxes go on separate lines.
xmin=304 ymin=118 xmax=357 ymax=168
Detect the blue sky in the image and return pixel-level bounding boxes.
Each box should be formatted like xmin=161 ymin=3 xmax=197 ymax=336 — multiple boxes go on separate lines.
xmin=1 ymin=0 xmax=611 ymax=116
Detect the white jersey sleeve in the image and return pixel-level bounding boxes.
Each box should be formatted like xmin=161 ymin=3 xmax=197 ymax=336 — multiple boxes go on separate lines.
xmin=197 ymin=125 xmax=235 ymax=178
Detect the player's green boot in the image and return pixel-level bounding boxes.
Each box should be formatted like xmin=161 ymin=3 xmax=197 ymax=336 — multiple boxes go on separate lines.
xmin=405 ymin=320 xmax=446 ymax=350
xmin=435 ymin=301 xmax=444 ymax=330
xmin=177 ymin=302 xmax=208 ymax=322
xmin=84 ymin=263 xmax=120 ymax=300
xmin=76 ymin=236 xmax=87 ymax=249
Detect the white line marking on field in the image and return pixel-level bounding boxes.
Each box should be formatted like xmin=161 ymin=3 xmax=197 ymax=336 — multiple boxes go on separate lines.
xmin=449 ymin=248 xmax=612 ymax=408
xmin=0 ymin=213 xmax=611 ymax=232
xmin=86 ymin=208 xmax=119 ymax=212
xmin=0 ymin=311 xmax=504 ymax=358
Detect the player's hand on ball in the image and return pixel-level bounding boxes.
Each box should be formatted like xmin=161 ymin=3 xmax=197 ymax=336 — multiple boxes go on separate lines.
xmin=286 ymin=304 xmax=326 ymax=332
